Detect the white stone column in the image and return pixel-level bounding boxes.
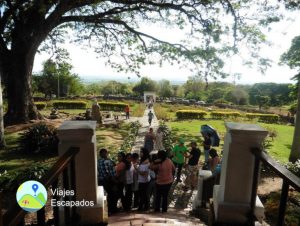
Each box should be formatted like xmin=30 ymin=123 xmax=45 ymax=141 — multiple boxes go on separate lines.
xmin=192 ymin=170 xmax=212 ymax=210
xmin=213 ymin=122 xmax=268 ymax=224
xmin=57 ymin=121 xmax=106 ymax=224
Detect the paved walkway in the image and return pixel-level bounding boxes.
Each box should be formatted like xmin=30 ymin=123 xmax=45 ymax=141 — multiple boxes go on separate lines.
xmin=108 ymin=107 xmax=205 ymax=226
xmin=130 ymin=107 xmax=159 ymax=154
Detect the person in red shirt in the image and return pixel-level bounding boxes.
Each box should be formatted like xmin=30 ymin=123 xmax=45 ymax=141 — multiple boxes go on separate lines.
xmin=115 ymin=152 xmax=130 ymax=211
xmin=150 ymin=150 xmax=175 ymax=213
xmin=125 ymin=105 xmax=130 ymax=119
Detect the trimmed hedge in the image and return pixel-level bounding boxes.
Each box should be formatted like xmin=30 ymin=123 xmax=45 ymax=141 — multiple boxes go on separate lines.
xmin=35 ymin=102 xmax=47 ymax=110
xmin=53 ymin=101 xmax=87 ymax=109
xmin=175 ymin=109 xmax=280 ymax=124
xmin=210 ymin=111 xmax=241 ymax=119
xmin=176 ymin=110 xmax=207 ymax=119
xmin=245 ymin=113 xmax=279 ymax=123
xmin=98 ymin=102 xmax=128 ymax=112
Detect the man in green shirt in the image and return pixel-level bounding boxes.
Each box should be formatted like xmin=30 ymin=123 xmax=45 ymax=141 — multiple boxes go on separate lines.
xmin=172 ymin=138 xmax=188 ymax=182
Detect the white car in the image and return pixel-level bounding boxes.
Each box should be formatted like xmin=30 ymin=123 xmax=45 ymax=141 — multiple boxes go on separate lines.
xmin=196 ymin=100 xmax=206 ymax=105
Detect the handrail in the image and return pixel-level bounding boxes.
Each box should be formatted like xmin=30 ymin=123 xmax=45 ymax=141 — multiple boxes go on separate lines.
xmin=3 ymin=147 xmax=79 ymax=226
xmin=0 ymin=191 xmax=3 ymax=226
xmin=251 ymin=148 xmax=300 ymax=226
xmin=251 ymin=148 xmax=300 ymax=191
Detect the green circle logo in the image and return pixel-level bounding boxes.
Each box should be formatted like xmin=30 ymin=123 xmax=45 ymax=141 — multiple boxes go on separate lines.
xmin=16 ymin=180 xmax=47 ymax=212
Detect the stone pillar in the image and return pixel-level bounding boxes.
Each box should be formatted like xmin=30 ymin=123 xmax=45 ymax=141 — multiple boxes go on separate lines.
xmin=57 ymin=121 xmax=106 ymax=225
xmin=213 ymin=122 xmax=268 ymax=224
xmin=192 ymin=170 xmax=212 ymax=210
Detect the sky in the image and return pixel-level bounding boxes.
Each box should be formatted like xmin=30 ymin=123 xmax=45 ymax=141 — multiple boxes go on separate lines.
xmin=32 ymin=7 xmax=300 ymax=85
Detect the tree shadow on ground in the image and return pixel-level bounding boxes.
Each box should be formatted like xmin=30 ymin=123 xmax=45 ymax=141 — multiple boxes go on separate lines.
xmin=168 ymin=170 xmax=196 ymax=210
xmin=285 ymin=144 xmax=292 ymax=150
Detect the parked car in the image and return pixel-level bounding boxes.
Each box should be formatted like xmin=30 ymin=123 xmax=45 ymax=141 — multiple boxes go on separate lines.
xmin=196 ymin=100 xmax=206 ymax=105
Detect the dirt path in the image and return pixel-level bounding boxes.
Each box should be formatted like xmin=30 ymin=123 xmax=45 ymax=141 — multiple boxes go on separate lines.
xmin=258 ymin=177 xmax=283 ymax=195
xmin=5 ymin=119 xmax=65 ymax=133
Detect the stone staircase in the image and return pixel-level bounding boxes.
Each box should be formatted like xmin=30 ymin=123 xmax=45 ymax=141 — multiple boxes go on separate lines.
xmin=108 ymin=209 xmax=205 ymax=226
xmin=109 ymin=107 xmax=206 ymax=226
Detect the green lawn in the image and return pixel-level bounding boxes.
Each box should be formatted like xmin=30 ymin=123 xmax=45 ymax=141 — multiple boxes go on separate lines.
xmin=96 ymin=122 xmax=133 ymax=159
xmin=0 ymin=122 xmax=133 ymax=174
xmin=3 ymin=100 xmax=141 ymax=171
xmin=167 ymin=120 xmax=294 ymax=163
xmin=0 ymin=132 xmax=57 ymax=174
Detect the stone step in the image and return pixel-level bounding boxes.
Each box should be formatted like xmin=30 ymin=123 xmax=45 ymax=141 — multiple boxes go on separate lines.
xmin=108 ymin=211 xmax=205 ymax=226
xmin=143 ymin=224 xmax=205 ymax=226
xmin=143 ymin=224 xmax=176 ymax=226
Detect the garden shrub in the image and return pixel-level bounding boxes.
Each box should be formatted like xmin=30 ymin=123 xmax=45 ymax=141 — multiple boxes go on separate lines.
xmin=53 ymin=100 xmax=87 ymax=109
xmin=245 ymin=113 xmax=279 ymax=123
xmin=0 ymin=164 xmax=49 ymax=192
xmin=286 ymin=160 xmax=300 ymax=177
xmin=19 ymin=123 xmax=58 ymax=154
xmin=120 ymin=121 xmax=141 ymax=152
xmin=35 ymin=102 xmax=47 ymax=110
xmin=159 ymin=122 xmax=178 ymax=157
xmin=159 ymin=122 xmax=172 ymax=151
xmin=176 ymin=110 xmax=207 ymax=119
xmin=210 ymin=111 xmax=241 ymax=119
xmin=289 ymin=102 xmax=297 ymax=115
xmin=98 ymin=102 xmax=128 ymax=112
xmin=264 ymin=191 xmax=300 ymax=226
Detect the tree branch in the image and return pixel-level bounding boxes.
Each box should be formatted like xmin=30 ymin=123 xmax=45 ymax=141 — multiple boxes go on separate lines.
xmin=110 ymin=0 xmax=207 ymax=24
xmin=59 ymin=16 xmax=189 ymax=51
xmin=221 ymin=0 xmax=238 ymax=48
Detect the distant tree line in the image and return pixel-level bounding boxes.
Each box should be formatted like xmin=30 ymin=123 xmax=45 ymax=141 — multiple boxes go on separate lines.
xmin=33 ymin=62 xmax=296 ymax=108
xmin=85 ymin=76 xmax=296 ymax=108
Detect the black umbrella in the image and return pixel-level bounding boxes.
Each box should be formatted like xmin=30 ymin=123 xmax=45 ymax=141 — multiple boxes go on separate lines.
xmin=200 ymin=124 xmax=220 ymax=147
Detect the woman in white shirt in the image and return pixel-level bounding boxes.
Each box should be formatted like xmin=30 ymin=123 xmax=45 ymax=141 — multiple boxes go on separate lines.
xmin=155 ymin=127 xmax=164 ymax=151
xmin=134 ymin=148 xmax=151 ymax=211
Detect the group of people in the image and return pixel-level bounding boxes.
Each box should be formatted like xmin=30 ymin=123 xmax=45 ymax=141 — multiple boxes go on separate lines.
xmin=97 ymin=130 xmax=221 ymax=215
xmin=98 ymin=148 xmax=175 ymax=214
xmin=144 ymin=127 xmax=164 ymax=152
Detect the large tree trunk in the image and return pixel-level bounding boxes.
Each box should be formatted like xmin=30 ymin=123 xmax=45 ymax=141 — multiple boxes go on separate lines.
xmin=3 ymin=49 xmax=41 ymax=125
xmin=289 ymin=83 xmax=300 ymax=163
xmin=0 ymin=76 xmax=5 ymax=148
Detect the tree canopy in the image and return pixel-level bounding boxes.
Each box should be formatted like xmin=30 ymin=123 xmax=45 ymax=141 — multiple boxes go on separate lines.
xmin=33 ymin=49 xmax=84 ymax=98
xmin=249 ymin=83 xmax=292 ymax=106
xmin=132 ymin=77 xmax=157 ymax=96
xmin=280 ymin=36 xmax=300 ymax=69
xmin=280 ymin=35 xmax=300 ymax=162
xmin=0 ymin=0 xmax=290 ymax=124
